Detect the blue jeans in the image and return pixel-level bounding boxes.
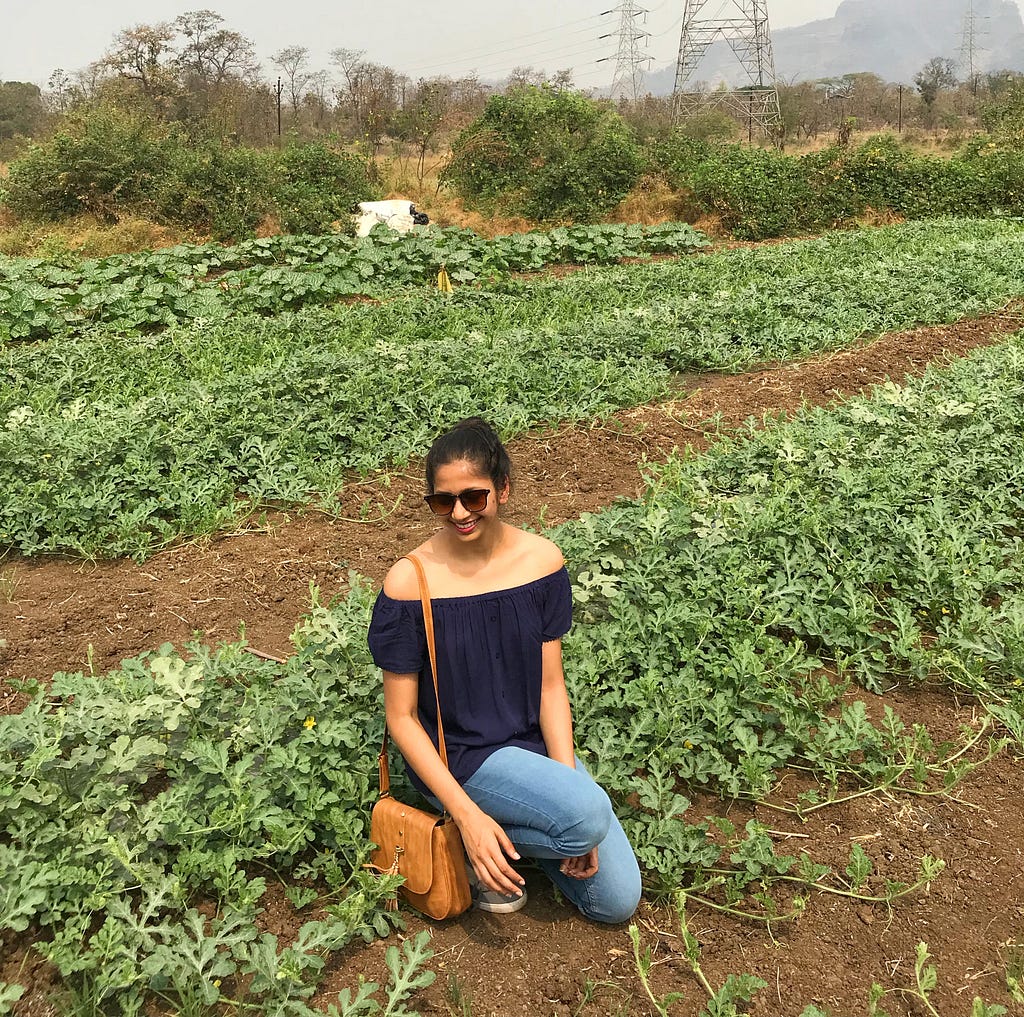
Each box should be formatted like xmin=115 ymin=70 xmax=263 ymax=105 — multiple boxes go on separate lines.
xmin=430 ymin=746 xmax=641 ymax=924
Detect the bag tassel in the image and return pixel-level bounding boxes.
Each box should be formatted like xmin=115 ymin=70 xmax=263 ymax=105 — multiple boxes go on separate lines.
xmin=383 ymin=848 xmax=402 ymax=912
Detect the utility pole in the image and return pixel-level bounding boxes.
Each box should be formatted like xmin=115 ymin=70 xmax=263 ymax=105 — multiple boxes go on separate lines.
xmin=599 ymin=1 xmax=652 ymax=102
xmin=672 ymin=0 xmax=782 ymax=137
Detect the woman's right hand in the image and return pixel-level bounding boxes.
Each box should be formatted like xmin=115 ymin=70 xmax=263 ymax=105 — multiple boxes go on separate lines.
xmin=456 ymin=806 xmax=525 ymax=896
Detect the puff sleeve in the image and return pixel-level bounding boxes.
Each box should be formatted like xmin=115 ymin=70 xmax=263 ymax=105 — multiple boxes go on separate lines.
xmin=367 ymin=592 xmax=426 ymax=674
xmin=540 ymin=566 xmax=573 ymax=641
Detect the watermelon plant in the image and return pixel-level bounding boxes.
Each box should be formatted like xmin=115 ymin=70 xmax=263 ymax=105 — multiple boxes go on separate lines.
xmin=2 ymin=219 xmax=1024 ymax=558
xmin=3 ymin=338 xmax=1022 ymax=1014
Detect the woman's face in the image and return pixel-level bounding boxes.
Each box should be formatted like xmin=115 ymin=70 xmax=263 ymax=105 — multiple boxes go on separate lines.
xmin=430 ymin=458 xmax=509 ymax=541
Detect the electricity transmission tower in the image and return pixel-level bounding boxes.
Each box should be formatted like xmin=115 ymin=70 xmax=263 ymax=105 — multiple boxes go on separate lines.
xmin=959 ymin=1 xmax=987 ymax=95
xmin=600 ymin=1 xmax=651 ymax=102
xmin=672 ymin=0 xmax=782 ymax=135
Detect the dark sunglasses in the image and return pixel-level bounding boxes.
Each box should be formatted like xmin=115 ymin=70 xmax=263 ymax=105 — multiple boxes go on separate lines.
xmin=423 ymin=488 xmax=490 ymax=516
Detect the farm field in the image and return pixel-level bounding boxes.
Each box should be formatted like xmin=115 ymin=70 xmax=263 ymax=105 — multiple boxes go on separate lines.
xmin=2 ymin=220 xmax=1023 ymax=1017
xmin=4 ymin=219 xmax=1024 ymax=559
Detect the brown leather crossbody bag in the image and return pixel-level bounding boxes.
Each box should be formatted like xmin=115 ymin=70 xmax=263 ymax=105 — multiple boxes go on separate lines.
xmin=367 ymin=553 xmax=472 ymax=920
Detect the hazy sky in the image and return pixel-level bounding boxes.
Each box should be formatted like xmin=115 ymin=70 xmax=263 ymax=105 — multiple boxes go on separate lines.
xmin=2 ymin=1 xmax=862 ymax=90
xmin=6 ymin=1 xmax=1021 ymax=90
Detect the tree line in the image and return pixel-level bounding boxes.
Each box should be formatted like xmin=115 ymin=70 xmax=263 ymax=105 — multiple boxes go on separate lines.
xmin=2 ymin=8 xmax=1022 ymax=158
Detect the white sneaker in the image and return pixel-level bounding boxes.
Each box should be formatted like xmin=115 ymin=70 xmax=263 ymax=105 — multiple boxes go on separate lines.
xmin=473 ymin=885 xmax=528 ymax=914
xmin=466 ymin=863 xmax=527 ymax=913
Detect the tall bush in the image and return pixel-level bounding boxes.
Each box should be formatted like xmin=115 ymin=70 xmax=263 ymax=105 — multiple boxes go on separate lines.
xmin=1 ymin=108 xmax=377 ymax=241
xmin=650 ymin=131 xmax=1024 ymax=239
xmin=651 ymin=136 xmax=818 ymax=237
xmin=442 ymin=86 xmax=644 ymax=222
xmin=153 ymin=144 xmax=277 ymax=241
xmin=275 ymin=142 xmax=375 ymax=234
xmin=3 ymin=107 xmax=171 ymax=220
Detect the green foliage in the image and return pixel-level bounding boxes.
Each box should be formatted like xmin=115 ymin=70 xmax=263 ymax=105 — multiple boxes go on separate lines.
xmin=1 ymin=108 xmax=379 ymax=242
xmin=443 ymin=86 xmax=645 ymax=222
xmin=4 ymin=337 xmax=1024 ymax=1012
xmin=980 ymin=81 xmax=1024 ymax=149
xmin=4 ymin=107 xmax=172 ymax=221
xmin=4 ymin=219 xmax=1024 ymax=557
xmin=0 ymin=982 xmax=25 ymax=1015
xmin=557 ymin=335 xmax=1024 ymax=888
xmin=650 ymin=132 xmax=1024 ymax=238
xmin=652 ymin=134 xmax=819 ymax=237
xmin=277 ymin=142 xmax=376 ymax=235
xmin=869 ymin=942 xmax=1007 ymax=1017
xmin=152 ymin=142 xmax=276 ymax=242
xmin=0 ymin=582 xmax=424 ymax=1015
xmin=0 ymin=221 xmax=708 ymax=342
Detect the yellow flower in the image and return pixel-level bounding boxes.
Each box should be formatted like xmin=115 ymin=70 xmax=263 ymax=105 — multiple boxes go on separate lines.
xmin=303 ymin=716 xmax=316 ymax=730
xmin=684 ymin=740 xmax=694 ymax=749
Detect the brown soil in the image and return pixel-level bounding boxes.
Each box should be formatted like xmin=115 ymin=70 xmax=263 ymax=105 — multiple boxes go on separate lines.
xmin=2 ymin=308 xmax=1023 ymax=1017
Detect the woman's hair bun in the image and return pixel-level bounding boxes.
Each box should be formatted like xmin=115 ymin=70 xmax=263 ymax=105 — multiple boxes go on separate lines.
xmin=425 ymin=417 xmax=512 ymax=492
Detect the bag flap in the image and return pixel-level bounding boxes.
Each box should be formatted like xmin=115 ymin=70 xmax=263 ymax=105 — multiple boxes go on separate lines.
xmin=371 ymin=799 xmax=444 ymax=896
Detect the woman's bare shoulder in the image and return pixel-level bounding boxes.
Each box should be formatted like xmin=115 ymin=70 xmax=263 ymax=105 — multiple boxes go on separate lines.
xmin=513 ymin=529 xmax=565 ymax=575
xmin=382 ymin=542 xmax=435 ymax=600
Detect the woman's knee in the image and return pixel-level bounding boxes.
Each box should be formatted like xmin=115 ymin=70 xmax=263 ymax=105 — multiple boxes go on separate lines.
xmin=557 ymin=778 xmax=614 ymax=855
xmin=580 ymin=864 xmax=642 ymax=925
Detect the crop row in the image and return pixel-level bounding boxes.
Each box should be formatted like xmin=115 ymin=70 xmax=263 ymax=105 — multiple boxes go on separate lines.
xmin=0 ymin=222 xmax=708 ymax=342
xmin=3 ymin=338 xmax=1021 ymax=1014
xmin=3 ymin=218 xmax=1024 ymax=558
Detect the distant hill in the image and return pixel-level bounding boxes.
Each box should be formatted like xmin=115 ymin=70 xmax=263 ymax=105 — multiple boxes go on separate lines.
xmin=642 ymin=0 xmax=1024 ymax=93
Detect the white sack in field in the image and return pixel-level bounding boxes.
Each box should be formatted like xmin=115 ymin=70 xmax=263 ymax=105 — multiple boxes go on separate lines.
xmin=353 ymin=200 xmax=426 ymax=237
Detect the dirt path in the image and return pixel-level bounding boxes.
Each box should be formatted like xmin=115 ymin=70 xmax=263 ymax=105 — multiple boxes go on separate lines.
xmin=1 ymin=307 xmax=1019 ymax=697
xmin=2 ymin=309 xmax=1023 ymax=1016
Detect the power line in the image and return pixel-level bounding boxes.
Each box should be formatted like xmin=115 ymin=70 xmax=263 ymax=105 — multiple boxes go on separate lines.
xmin=487 ymin=41 xmax=612 ymax=80
xmin=959 ymin=0 xmax=988 ymax=95
xmin=394 ymin=13 xmax=607 ymax=77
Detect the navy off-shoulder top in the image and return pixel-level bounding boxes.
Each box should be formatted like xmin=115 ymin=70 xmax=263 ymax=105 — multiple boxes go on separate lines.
xmin=367 ymin=567 xmax=573 ymax=795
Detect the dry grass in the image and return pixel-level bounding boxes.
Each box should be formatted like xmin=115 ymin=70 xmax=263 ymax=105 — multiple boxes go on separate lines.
xmin=607 ymin=174 xmax=697 ymax=226
xmin=371 ymin=152 xmax=548 ymax=236
xmin=781 ymin=127 xmax=965 ymax=158
xmin=0 ymin=214 xmax=193 ymax=258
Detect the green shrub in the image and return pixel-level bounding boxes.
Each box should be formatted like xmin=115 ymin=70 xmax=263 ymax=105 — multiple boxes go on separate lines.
xmin=979 ymin=82 xmax=1024 ymax=149
xmin=274 ymin=142 xmax=375 ymax=234
xmin=442 ymin=86 xmax=644 ymax=222
xmin=651 ymin=135 xmax=819 ymax=237
xmin=2 ymin=112 xmax=380 ymax=241
xmin=154 ymin=144 xmax=276 ymax=241
xmin=650 ymin=130 xmax=1024 ymax=239
xmin=4 ymin=107 xmax=170 ymax=221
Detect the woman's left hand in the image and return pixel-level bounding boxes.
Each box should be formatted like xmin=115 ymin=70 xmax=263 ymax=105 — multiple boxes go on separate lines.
xmin=559 ymin=846 xmax=598 ymax=880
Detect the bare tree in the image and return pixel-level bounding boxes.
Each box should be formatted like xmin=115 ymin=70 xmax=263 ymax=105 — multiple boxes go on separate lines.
xmin=304 ymin=69 xmax=332 ymax=130
xmin=330 ymin=47 xmax=368 ymax=131
xmin=504 ymin=66 xmax=548 ymax=91
xmin=393 ymin=78 xmax=453 ymax=184
xmin=272 ymin=45 xmax=311 ymax=114
xmin=360 ymin=63 xmax=401 ymax=151
xmin=46 ymin=68 xmax=80 ymax=114
xmin=329 ymin=48 xmax=399 ymax=147
xmin=176 ymin=10 xmax=258 ymax=91
xmin=100 ymin=22 xmax=177 ymax=98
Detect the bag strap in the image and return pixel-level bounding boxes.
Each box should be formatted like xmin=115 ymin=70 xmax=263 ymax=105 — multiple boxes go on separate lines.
xmin=377 ymin=553 xmax=449 ymax=799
